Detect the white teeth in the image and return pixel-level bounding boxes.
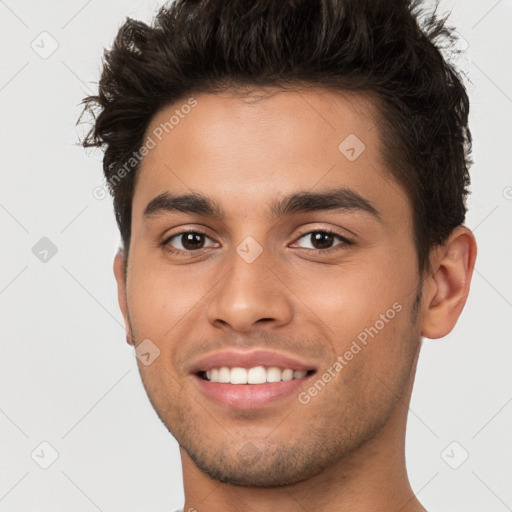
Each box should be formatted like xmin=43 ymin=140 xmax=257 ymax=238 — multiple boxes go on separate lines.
xmin=282 ymin=369 xmax=294 ymax=381
xmin=266 ymin=366 xmax=282 ymax=382
xmin=218 ymin=366 xmax=231 ymax=383
xmin=247 ymin=366 xmax=267 ymax=384
xmin=230 ymin=367 xmax=247 ymax=384
xmin=204 ymin=366 xmax=310 ymax=384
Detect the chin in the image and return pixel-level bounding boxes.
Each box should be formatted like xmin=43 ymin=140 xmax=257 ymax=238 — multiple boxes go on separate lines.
xmin=179 ymin=436 xmax=338 ymax=488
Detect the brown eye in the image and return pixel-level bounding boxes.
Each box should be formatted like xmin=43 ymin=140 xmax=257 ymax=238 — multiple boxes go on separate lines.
xmin=294 ymin=230 xmax=351 ymax=252
xmin=309 ymin=232 xmax=336 ymax=250
xmin=179 ymin=232 xmax=206 ymax=250
xmin=163 ymin=231 xmax=218 ymax=253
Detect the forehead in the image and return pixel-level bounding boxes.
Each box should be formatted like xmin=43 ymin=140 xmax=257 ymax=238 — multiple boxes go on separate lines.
xmin=133 ymin=87 xmax=411 ymax=226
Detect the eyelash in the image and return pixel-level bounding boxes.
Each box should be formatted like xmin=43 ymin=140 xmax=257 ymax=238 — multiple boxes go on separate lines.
xmin=160 ymin=228 xmax=354 ymax=256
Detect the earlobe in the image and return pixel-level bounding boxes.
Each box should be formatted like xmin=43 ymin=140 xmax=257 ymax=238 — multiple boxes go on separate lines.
xmin=113 ymin=250 xmax=134 ymax=346
xmin=421 ymin=226 xmax=477 ymax=339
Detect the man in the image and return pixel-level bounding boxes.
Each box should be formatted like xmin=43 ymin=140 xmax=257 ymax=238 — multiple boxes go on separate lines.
xmin=80 ymin=0 xmax=477 ymax=510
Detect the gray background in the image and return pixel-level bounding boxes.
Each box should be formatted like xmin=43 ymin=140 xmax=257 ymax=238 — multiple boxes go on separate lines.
xmin=0 ymin=0 xmax=511 ymax=510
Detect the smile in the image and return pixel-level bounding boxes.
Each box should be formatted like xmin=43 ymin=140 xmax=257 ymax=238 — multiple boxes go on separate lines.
xmin=199 ymin=366 xmax=314 ymax=384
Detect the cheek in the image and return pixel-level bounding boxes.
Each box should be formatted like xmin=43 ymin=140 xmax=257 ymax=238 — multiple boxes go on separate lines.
xmin=295 ymin=260 xmax=407 ymax=338
xmin=126 ymin=251 xmax=209 ymax=341
xmin=294 ymin=248 xmax=417 ymax=384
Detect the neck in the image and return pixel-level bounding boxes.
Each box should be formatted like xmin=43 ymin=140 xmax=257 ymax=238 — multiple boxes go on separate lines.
xmin=179 ymin=354 xmax=425 ymax=512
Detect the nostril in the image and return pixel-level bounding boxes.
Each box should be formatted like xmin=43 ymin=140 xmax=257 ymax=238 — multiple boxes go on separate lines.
xmin=256 ymin=318 xmax=274 ymax=324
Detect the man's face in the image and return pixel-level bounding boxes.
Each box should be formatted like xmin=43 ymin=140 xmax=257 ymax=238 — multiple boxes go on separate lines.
xmin=120 ymin=88 xmax=425 ymax=487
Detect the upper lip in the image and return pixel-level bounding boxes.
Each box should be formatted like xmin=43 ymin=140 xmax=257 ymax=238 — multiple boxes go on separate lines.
xmin=189 ymin=349 xmax=318 ymax=374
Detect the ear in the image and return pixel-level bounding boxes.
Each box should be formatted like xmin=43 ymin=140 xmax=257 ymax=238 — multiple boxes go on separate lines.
xmin=113 ymin=249 xmax=134 ymax=346
xmin=421 ymin=226 xmax=477 ymax=339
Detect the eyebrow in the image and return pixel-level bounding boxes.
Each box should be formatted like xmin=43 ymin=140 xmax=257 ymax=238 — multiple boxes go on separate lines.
xmin=143 ymin=187 xmax=381 ymax=222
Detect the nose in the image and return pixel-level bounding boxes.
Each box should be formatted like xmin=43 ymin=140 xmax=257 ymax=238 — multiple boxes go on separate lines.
xmin=206 ymin=248 xmax=294 ymax=333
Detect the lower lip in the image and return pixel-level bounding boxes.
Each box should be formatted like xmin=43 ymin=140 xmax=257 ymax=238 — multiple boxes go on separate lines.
xmin=193 ymin=374 xmax=312 ymax=410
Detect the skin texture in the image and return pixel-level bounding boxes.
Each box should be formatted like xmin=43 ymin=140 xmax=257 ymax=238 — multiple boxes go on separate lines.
xmin=113 ymin=87 xmax=477 ymax=511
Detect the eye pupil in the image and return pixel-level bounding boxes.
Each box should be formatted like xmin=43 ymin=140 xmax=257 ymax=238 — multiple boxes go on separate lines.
xmin=311 ymin=232 xmax=334 ymax=250
xmin=182 ymin=233 xmax=205 ymax=250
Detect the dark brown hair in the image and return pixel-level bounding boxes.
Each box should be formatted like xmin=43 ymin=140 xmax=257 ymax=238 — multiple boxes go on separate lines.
xmin=79 ymin=0 xmax=472 ymax=277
